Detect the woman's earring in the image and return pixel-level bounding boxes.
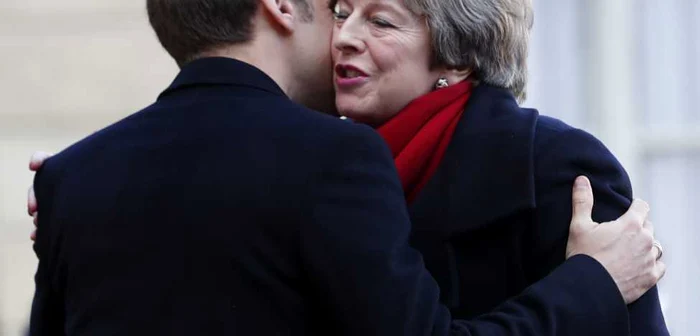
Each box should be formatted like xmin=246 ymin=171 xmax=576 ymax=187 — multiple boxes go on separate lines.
xmin=435 ymin=77 xmax=449 ymax=89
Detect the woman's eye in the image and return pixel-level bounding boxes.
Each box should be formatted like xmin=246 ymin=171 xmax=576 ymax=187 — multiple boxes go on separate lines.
xmin=330 ymin=2 xmax=349 ymax=21
xmin=371 ymin=18 xmax=395 ymax=28
xmin=333 ymin=11 xmax=350 ymax=20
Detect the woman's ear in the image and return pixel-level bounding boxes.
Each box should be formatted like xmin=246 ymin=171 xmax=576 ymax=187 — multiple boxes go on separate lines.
xmin=259 ymin=0 xmax=297 ymax=33
xmin=442 ymin=67 xmax=471 ymax=84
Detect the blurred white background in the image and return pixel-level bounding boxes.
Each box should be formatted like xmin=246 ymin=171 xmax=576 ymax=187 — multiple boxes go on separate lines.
xmin=0 ymin=0 xmax=697 ymax=335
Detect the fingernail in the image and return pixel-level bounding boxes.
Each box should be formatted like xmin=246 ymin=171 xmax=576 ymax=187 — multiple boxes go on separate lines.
xmin=575 ymin=176 xmax=588 ymax=188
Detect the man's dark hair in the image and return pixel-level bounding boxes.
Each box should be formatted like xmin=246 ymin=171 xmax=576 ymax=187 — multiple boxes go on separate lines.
xmin=147 ymin=0 xmax=313 ymax=67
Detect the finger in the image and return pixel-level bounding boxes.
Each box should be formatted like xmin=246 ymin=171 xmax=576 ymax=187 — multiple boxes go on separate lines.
xmin=655 ymin=261 xmax=667 ymax=282
xmin=30 ymin=230 xmax=36 ymax=241
xmin=643 ymin=219 xmax=654 ymax=237
xmin=28 ymin=186 xmax=37 ymax=216
xmin=620 ymin=198 xmax=650 ymax=230
xmin=571 ymin=176 xmax=594 ymax=231
xmin=29 ymin=151 xmax=53 ymax=171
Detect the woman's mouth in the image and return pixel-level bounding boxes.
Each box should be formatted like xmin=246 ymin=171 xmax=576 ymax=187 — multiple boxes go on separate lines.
xmin=335 ymin=64 xmax=369 ymax=88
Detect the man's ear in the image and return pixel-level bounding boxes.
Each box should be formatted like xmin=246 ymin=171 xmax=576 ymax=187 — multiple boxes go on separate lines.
xmin=259 ymin=0 xmax=298 ymax=33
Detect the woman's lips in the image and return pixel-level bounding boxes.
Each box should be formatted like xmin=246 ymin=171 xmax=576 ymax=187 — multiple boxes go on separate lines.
xmin=335 ymin=64 xmax=369 ymax=88
xmin=336 ymin=76 xmax=369 ymax=87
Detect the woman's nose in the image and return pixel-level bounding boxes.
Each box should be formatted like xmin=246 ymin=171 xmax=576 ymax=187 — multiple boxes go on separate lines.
xmin=333 ymin=20 xmax=365 ymax=54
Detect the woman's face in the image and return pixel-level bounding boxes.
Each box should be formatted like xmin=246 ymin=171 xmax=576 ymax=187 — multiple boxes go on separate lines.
xmin=331 ymin=0 xmax=442 ymax=125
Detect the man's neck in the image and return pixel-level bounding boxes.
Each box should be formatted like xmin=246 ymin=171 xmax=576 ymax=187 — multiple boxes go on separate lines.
xmin=202 ymin=42 xmax=294 ymax=99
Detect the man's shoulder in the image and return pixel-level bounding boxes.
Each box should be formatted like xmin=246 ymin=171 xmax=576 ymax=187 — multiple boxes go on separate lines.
xmin=249 ymin=97 xmax=388 ymax=155
xmin=45 ymin=96 xmax=387 ymax=176
xmin=266 ymin=98 xmax=373 ymax=134
xmin=163 ymin=87 xmax=379 ymax=145
xmin=41 ymin=104 xmax=158 ymax=169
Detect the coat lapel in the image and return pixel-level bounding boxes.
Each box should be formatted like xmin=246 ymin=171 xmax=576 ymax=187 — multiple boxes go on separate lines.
xmin=409 ymin=84 xmax=538 ymax=237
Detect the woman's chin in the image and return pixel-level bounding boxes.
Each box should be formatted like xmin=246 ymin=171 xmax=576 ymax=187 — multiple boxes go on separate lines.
xmin=336 ymin=98 xmax=392 ymax=125
xmin=338 ymin=108 xmax=367 ymax=121
xmin=337 ymin=112 xmax=382 ymax=127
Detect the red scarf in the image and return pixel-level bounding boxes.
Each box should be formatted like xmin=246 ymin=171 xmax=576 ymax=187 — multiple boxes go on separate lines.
xmin=377 ymin=80 xmax=473 ymax=203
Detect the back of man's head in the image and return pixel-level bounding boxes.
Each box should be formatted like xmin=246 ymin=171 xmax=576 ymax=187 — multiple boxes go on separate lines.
xmin=147 ymin=0 xmax=312 ymax=67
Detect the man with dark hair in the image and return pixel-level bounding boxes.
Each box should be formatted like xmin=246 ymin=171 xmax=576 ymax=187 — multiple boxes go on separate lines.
xmin=28 ymin=0 xmax=664 ymax=335
xmin=147 ymin=0 xmax=312 ymax=66
xmin=146 ymin=0 xmax=334 ymax=113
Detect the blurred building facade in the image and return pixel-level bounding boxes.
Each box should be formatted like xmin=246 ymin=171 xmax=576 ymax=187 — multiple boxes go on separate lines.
xmin=528 ymin=1 xmax=700 ymax=334
xmin=0 ymin=0 xmax=697 ymax=335
xmin=1 ymin=2 xmax=178 ymax=335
